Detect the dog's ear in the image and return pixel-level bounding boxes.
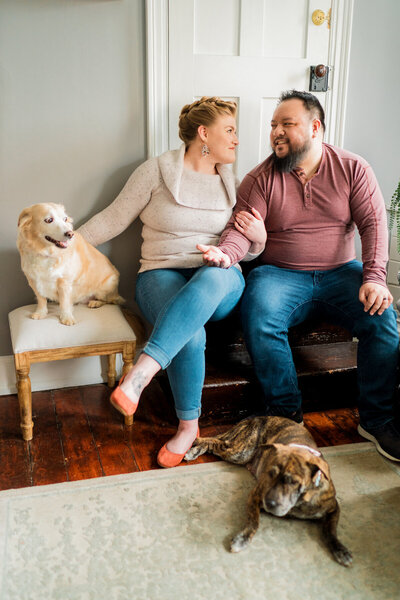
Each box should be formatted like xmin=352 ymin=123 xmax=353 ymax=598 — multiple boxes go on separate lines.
xmin=18 ymin=208 xmax=32 ymax=229
xmin=307 ymin=458 xmax=330 ymax=487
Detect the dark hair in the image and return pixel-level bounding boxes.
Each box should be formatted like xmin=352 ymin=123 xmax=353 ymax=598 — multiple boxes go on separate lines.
xmin=278 ymin=90 xmax=325 ymax=132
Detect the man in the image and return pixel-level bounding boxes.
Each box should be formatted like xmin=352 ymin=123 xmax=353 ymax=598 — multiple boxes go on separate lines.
xmin=199 ymin=90 xmax=400 ymax=461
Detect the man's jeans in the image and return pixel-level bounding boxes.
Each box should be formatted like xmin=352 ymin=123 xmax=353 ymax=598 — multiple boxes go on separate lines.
xmin=136 ymin=266 xmax=245 ymax=421
xmin=241 ymin=260 xmax=399 ymax=430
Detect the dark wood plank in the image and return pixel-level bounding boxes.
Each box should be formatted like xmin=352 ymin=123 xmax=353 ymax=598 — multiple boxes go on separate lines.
xmin=29 ymin=390 xmax=68 ymax=486
xmin=53 ymin=387 xmax=104 ymax=481
xmin=304 ymin=409 xmax=361 ymax=447
xmin=324 ymin=407 xmax=363 ymax=443
xmin=0 ymin=394 xmax=31 ymax=490
xmin=81 ymin=384 xmax=139 ymax=477
xmin=293 ymin=341 xmax=358 ymax=376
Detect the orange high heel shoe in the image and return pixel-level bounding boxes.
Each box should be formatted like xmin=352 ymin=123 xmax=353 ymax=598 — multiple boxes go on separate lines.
xmin=157 ymin=428 xmax=200 ymax=468
xmin=110 ymin=374 xmax=139 ymax=417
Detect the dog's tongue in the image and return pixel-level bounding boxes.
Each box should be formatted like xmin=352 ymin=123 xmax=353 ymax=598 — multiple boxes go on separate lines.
xmin=56 ymin=240 xmax=68 ymax=249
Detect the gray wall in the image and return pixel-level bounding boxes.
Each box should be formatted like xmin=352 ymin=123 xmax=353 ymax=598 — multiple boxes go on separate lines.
xmin=0 ymin=0 xmax=146 ymax=355
xmin=344 ymin=0 xmax=400 ymax=205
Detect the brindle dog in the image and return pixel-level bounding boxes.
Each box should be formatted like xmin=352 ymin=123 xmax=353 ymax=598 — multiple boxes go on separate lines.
xmin=185 ymin=416 xmax=352 ymax=567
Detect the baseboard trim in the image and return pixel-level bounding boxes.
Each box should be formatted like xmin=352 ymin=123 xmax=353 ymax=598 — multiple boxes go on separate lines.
xmin=0 ymin=354 xmax=125 ymax=396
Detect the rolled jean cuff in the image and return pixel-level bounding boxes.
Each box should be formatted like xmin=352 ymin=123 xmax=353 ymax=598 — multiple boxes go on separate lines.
xmin=143 ymin=342 xmax=171 ymax=369
xmin=175 ymin=406 xmax=202 ymax=420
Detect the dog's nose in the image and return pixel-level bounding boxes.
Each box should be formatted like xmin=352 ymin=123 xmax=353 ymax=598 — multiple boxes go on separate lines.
xmin=65 ymin=231 xmax=74 ymax=239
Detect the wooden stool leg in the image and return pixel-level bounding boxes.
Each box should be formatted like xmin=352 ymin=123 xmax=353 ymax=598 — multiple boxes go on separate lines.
xmin=107 ymin=353 xmax=117 ymax=388
xmin=122 ymin=342 xmax=135 ymax=427
xmin=15 ymin=354 xmax=34 ymax=441
xmin=122 ymin=342 xmax=135 ymax=376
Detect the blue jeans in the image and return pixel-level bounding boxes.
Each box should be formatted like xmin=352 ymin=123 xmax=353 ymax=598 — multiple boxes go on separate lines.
xmin=241 ymin=260 xmax=399 ymax=430
xmin=135 ymin=266 xmax=245 ymax=420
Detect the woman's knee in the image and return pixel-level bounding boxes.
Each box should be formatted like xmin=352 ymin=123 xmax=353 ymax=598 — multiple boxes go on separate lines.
xmin=135 ymin=269 xmax=186 ymax=324
xmin=195 ymin=265 xmax=244 ymax=295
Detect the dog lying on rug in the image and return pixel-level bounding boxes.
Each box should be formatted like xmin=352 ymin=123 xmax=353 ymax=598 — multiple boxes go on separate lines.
xmin=17 ymin=203 xmax=124 ymax=325
xmin=185 ymin=416 xmax=353 ymax=567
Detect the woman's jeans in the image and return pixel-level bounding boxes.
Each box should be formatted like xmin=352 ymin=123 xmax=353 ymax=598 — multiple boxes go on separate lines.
xmin=135 ymin=266 xmax=245 ymax=420
xmin=241 ymin=260 xmax=399 ymax=431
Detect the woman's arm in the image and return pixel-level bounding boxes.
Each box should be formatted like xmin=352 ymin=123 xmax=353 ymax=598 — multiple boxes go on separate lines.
xmin=78 ymin=158 xmax=159 ymax=246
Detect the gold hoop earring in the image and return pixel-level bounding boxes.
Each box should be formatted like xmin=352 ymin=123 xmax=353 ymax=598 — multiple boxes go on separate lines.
xmin=201 ymin=144 xmax=210 ymax=157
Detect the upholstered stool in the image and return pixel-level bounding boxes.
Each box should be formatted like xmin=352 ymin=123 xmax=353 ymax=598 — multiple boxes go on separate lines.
xmin=8 ymin=304 xmax=142 ymax=441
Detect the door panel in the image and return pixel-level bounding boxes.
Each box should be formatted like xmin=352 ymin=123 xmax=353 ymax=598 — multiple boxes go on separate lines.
xmin=169 ymin=0 xmax=337 ymax=178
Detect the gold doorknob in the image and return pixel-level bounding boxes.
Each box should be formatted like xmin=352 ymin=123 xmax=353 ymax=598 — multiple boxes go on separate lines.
xmin=312 ymin=8 xmax=331 ymax=28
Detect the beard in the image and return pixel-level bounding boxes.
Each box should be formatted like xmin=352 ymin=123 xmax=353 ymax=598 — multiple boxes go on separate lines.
xmin=272 ymin=138 xmax=311 ymax=173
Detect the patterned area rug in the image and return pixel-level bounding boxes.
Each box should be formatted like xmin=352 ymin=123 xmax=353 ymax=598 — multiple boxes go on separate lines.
xmin=0 ymin=443 xmax=399 ymax=600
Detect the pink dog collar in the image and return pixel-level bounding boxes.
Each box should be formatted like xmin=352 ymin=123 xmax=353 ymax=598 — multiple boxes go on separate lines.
xmin=288 ymin=443 xmax=321 ymax=457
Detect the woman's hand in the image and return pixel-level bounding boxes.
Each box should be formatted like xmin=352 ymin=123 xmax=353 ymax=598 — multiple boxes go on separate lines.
xmin=234 ymin=207 xmax=266 ymax=254
xmin=197 ymin=244 xmax=231 ymax=268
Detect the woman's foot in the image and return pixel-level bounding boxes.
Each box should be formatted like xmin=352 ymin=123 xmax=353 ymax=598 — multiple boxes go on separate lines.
xmin=157 ymin=419 xmax=199 ymax=468
xmin=110 ymin=354 xmax=160 ymax=417
xmin=166 ymin=420 xmax=199 ymax=454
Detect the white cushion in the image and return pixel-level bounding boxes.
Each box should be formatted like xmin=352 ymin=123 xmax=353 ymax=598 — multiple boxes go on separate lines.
xmin=8 ymin=304 xmax=136 ymax=354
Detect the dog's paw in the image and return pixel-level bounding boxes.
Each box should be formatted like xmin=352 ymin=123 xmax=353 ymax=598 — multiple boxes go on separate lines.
xmin=230 ymin=532 xmax=250 ymax=553
xmin=333 ymin=546 xmax=353 ymax=567
xmin=88 ymin=300 xmax=104 ymax=309
xmin=59 ymin=314 xmax=76 ymax=326
xmin=30 ymin=312 xmax=47 ymax=320
xmin=184 ymin=444 xmax=205 ymax=462
xmin=110 ymin=295 xmax=125 ymax=305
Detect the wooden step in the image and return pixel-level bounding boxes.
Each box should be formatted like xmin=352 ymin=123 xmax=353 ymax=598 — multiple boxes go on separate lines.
xmin=292 ymin=340 xmax=358 ymax=376
xmin=157 ymin=318 xmax=358 ymax=424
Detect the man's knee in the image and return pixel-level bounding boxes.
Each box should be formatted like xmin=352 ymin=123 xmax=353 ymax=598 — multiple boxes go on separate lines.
xmin=356 ymin=306 xmax=399 ymax=347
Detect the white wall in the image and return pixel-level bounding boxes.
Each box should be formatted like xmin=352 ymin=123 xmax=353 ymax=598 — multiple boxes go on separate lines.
xmin=0 ymin=0 xmax=146 ymax=357
xmin=344 ymin=0 xmax=400 ymax=206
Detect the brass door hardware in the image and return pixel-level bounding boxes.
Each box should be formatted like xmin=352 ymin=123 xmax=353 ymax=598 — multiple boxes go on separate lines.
xmin=311 ymin=8 xmax=331 ymax=28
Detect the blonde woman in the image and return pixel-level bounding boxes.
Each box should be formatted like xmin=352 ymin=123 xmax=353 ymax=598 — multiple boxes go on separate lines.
xmin=79 ymin=97 xmax=266 ymax=467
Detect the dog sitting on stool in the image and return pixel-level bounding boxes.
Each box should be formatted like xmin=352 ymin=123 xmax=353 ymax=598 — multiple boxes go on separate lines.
xmin=17 ymin=203 xmax=124 ymax=325
xmin=185 ymin=416 xmax=352 ymax=567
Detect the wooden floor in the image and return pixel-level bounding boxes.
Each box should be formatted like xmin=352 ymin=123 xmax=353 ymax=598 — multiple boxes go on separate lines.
xmin=0 ymin=377 xmax=365 ymax=492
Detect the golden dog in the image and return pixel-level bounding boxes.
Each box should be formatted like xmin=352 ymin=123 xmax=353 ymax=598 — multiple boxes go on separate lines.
xmin=17 ymin=203 xmax=124 ymax=325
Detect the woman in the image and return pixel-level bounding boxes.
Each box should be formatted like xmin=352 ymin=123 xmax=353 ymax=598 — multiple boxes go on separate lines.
xmin=79 ymin=97 xmax=266 ymax=467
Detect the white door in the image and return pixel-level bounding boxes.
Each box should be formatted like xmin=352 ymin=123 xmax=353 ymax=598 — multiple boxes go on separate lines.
xmin=147 ymin=0 xmax=354 ymax=179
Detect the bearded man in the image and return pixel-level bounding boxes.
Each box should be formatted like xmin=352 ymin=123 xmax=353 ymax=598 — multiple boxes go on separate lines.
xmin=199 ymin=90 xmax=400 ymax=462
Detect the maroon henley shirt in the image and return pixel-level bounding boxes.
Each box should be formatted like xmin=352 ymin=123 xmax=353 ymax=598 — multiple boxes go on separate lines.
xmin=218 ymin=143 xmax=388 ymax=286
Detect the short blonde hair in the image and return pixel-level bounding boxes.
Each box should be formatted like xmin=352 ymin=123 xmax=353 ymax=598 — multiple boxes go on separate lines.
xmin=178 ymin=96 xmax=237 ymax=145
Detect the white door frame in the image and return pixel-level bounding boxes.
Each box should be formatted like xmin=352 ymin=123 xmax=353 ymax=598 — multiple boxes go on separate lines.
xmin=145 ymin=0 xmax=354 ymax=158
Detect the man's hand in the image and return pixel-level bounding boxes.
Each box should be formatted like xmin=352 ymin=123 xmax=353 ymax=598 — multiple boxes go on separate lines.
xmin=197 ymin=244 xmax=231 ymax=268
xmin=359 ymin=282 xmax=393 ymax=315
xmin=234 ymin=207 xmax=267 ymax=255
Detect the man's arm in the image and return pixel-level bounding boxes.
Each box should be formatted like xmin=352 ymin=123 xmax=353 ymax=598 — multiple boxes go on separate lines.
xmin=217 ymin=174 xmax=268 ymax=265
xmin=197 ymin=207 xmax=266 ymax=268
xmin=350 ymin=160 xmax=391 ymax=314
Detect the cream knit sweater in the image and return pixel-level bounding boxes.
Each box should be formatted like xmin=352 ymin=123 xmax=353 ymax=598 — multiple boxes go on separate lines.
xmin=78 ymin=145 xmax=238 ymax=273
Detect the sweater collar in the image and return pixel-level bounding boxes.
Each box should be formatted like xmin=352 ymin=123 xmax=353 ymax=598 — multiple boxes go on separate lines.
xmin=158 ymin=144 xmax=236 ymax=208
